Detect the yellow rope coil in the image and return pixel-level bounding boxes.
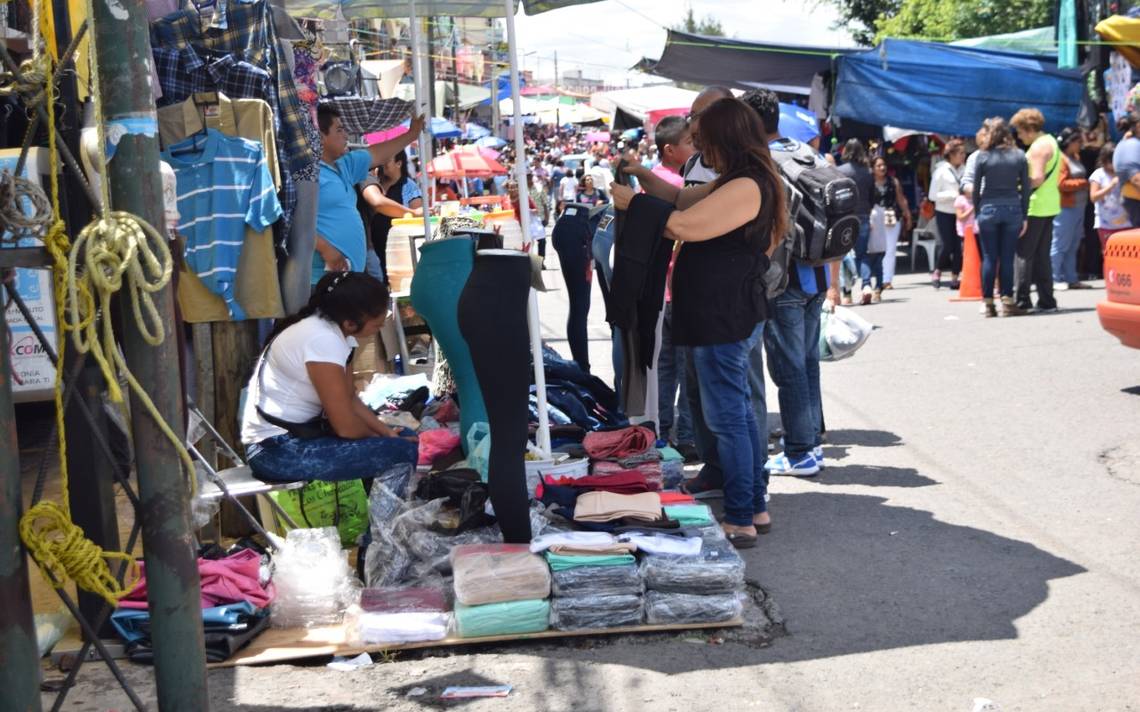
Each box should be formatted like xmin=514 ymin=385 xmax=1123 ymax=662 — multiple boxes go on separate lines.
xmin=17 ymin=0 xmax=197 ymax=604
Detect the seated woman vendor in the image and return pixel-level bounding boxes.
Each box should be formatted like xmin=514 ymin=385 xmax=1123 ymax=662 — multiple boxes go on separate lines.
xmin=241 ymin=271 xmax=418 ymax=482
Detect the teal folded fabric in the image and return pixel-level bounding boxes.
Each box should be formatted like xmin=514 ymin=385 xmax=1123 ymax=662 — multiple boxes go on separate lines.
xmin=454 ymin=599 xmax=550 ymax=638
xmin=663 ymin=504 xmax=713 ymax=526
xmin=544 ymin=552 xmax=637 ymax=571
xmin=658 ymin=446 xmax=683 ymax=462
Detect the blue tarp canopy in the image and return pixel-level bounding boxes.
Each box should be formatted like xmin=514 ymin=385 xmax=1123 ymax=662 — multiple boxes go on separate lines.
xmin=833 ymin=39 xmax=1083 ymax=136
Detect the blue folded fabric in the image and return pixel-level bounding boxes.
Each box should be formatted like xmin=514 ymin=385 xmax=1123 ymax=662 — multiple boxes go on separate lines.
xmin=112 ymin=601 xmax=260 ymax=643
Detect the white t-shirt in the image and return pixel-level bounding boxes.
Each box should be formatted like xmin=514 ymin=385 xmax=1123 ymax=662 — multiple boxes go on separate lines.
xmin=1089 ymin=167 xmax=1131 ymax=230
xmin=682 ymin=153 xmax=718 ymax=187
xmin=559 ymin=175 xmax=578 ymax=201
xmin=240 ymin=315 xmax=357 ymax=445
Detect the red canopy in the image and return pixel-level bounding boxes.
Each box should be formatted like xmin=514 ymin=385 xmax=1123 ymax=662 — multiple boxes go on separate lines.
xmin=428 ymin=146 xmax=508 ymax=179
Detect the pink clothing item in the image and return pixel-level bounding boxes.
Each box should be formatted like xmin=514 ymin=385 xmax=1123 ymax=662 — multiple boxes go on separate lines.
xmin=120 ymin=549 xmax=273 ymax=610
xmin=417 ymin=429 xmax=461 ymax=466
xmin=650 ymin=162 xmax=684 ymax=188
xmin=583 ymin=426 xmax=657 ymax=460
xmin=954 ymin=194 xmax=976 ymax=237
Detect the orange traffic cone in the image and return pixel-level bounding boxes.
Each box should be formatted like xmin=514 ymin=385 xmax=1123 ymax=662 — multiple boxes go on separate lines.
xmin=951 ymin=225 xmax=982 ymax=301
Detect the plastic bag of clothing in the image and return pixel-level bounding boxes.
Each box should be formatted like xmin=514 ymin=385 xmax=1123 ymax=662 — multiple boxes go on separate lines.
xmin=270 ymin=527 xmax=361 ymax=628
xmin=405 ymin=525 xmax=503 ymax=575
xmin=466 ymin=422 xmax=491 ymax=482
xmin=550 ymin=594 xmax=643 ymax=631
xmin=363 ymin=484 xmax=414 ymax=587
xmin=451 ymin=544 xmax=551 ymax=606
xmin=551 ymin=563 xmax=642 ymax=597
xmin=639 ymin=537 xmax=745 ymax=595
xmin=819 ymin=305 xmax=873 ymax=362
xmin=357 ymin=586 xmax=452 ymax=644
xmin=644 ymin=591 xmax=743 ymax=625
xmin=454 ymin=599 xmax=550 ymax=638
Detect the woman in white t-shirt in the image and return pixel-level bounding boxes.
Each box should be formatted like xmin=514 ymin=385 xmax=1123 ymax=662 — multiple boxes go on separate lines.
xmin=241 ymin=271 xmax=418 ymax=482
xmin=1090 ymin=142 xmax=1132 ymax=253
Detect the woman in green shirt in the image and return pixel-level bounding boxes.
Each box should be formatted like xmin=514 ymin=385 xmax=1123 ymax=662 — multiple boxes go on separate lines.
xmin=1010 ymin=108 xmax=1060 ymax=312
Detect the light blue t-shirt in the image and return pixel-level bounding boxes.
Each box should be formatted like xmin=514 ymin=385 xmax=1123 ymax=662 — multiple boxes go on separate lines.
xmin=163 ymin=129 xmax=281 ymax=319
xmin=314 ymin=148 xmax=372 ymax=284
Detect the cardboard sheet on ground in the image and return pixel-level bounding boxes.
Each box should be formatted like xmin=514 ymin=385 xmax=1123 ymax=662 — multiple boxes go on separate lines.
xmin=211 ymin=618 xmax=744 ymax=667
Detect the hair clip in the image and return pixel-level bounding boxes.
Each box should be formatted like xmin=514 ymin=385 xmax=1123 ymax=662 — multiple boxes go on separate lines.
xmin=326 ymin=271 xmax=349 ymax=293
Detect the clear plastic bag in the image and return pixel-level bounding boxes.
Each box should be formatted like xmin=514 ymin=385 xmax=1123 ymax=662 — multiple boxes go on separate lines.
xmin=644 ymin=591 xmax=743 ymax=625
xmin=450 ymin=544 xmax=551 ymax=606
xmin=639 ymin=537 xmax=746 ymax=595
xmin=550 ymin=594 xmax=643 ymax=631
xmin=271 ymin=527 xmax=361 ymax=628
xmin=551 ymin=564 xmax=643 ymax=597
xmin=454 ymin=599 xmax=550 ymax=638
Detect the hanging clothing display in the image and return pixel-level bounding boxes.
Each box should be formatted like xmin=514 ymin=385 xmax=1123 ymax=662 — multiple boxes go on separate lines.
xmin=321 ymin=96 xmax=416 ymax=134
xmin=457 ymin=252 xmax=533 ymax=543
xmin=410 ymin=237 xmax=488 ymax=451
xmin=158 ymin=93 xmax=286 ymax=321
xmin=161 ymin=129 xmax=282 ymax=319
xmin=552 ymin=204 xmax=594 ymax=372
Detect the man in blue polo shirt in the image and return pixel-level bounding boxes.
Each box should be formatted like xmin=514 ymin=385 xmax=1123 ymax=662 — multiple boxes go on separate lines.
xmin=313 ymin=105 xmax=425 ymax=284
xmin=744 ymin=89 xmax=841 ymax=478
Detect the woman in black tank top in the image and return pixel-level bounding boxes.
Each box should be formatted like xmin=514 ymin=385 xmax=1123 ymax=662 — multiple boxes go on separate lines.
xmin=659 ymin=97 xmax=787 ymax=548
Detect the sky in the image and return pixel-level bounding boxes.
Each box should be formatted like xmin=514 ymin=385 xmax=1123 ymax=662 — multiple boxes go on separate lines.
xmin=512 ymin=0 xmax=857 ymax=87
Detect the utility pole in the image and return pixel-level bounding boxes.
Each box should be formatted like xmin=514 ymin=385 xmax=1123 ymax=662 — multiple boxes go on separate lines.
xmin=554 ymin=50 xmax=560 ymax=127
xmin=450 ymin=19 xmax=460 ymax=123
xmin=0 ymin=302 xmax=41 ymax=712
xmin=89 ymin=0 xmax=210 ymax=707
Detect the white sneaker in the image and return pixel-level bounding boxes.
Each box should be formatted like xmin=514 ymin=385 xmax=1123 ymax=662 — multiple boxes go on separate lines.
xmin=813 ymin=445 xmax=825 ymax=469
xmin=764 ymin=453 xmax=820 ymax=477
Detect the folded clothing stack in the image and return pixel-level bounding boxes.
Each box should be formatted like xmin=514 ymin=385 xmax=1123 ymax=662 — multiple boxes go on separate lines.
xmin=639 ymin=537 xmax=745 ymax=595
xmin=530 ymin=531 xmax=646 ymax=630
xmin=661 ymin=504 xmax=714 ymax=526
xmin=638 ymin=535 xmax=745 ymax=625
xmin=589 ymin=461 xmax=663 ymax=491
xmin=644 ymin=591 xmax=742 ymax=625
xmin=583 ymin=426 xmax=656 ymax=460
xmin=357 ymin=587 xmax=451 ymax=644
xmin=451 ymin=544 xmax=551 ymax=637
xmin=573 ymin=491 xmax=662 ymax=524
xmin=451 ymin=544 xmax=551 ymax=606
xmin=550 ymin=593 xmax=644 ymax=631
xmin=454 ymin=599 xmax=551 ymax=638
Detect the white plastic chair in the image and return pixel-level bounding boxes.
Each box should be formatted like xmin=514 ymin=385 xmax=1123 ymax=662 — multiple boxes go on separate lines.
xmin=910 ymin=214 xmax=938 ymax=271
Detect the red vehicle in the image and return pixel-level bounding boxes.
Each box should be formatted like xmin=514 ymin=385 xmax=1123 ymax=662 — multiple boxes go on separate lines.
xmin=1098 ymin=230 xmax=1140 ymax=349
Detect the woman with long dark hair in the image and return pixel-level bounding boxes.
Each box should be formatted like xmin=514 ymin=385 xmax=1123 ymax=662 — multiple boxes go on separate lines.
xmin=931 ymin=139 xmax=968 ymax=288
xmin=240 ymin=271 xmax=418 ymax=482
xmin=973 ymin=118 xmax=1029 ymax=317
xmin=642 ymin=97 xmax=786 ymax=548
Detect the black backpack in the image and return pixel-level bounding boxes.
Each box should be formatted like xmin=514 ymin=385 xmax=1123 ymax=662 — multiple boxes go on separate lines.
xmin=771 ymin=142 xmax=860 ymax=266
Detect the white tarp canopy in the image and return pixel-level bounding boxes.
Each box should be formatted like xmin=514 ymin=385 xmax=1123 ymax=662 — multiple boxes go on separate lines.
xmin=589 ymin=85 xmax=697 ymax=123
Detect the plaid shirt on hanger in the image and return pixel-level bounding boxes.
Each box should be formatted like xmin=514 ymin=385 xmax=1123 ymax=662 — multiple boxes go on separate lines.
xmin=150 ymin=0 xmax=318 ymax=175
xmin=320 ymin=97 xmax=415 ymax=135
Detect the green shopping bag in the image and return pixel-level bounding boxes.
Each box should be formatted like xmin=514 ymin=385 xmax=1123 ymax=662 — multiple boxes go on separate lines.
xmin=269 ymin=479 xmax=369 ymax=548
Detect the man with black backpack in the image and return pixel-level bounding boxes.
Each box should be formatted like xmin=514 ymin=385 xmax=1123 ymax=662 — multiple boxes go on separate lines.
xmin=743 ymin=90 xmax=852 ymax=477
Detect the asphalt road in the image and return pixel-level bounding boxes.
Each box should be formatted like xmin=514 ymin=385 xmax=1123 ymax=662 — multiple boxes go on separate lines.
xmin=55 ymin=263 xmax=1140 ymax=711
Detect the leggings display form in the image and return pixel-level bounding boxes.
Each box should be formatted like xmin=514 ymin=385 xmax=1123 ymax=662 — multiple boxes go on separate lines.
xmin=280 ymin=179 xmax=318 ymax=314
xmin=552 ymin=207 xmax=594 ymax=372
xmin=410 ymin=237 xmax=487 ymax=452
xmin=457 ymin=251 xmax=533 ymax=543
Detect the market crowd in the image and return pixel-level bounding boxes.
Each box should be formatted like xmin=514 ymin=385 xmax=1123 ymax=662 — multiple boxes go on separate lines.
xmin=244 ymin=80 xmax=1130 ymax=551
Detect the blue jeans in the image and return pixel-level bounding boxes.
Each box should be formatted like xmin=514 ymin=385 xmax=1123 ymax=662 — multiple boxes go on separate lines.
xmin=657 ymin=303 xmax=693 ymax=445
xmin=248 ymin=433 xmax=418 ymax=482
xmin=765 ymin=287 xmax=824 ymax=460
xmin=689 ymin=323 xmax=768 ymax=526
xmin=840 ymin=250 xmax=858 ymax=292
xmin=1051 ymin=203 xmax=1085 ymax=284
xmin=976 ymin=203 xmax=1022 ymax=298
xmin=854 ymin=216 xmax=883 ymax=289
xmin=364 ymin=248 xmax=385 ymax=283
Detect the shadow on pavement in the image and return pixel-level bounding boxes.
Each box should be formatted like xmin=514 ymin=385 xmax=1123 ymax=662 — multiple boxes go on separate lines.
xmin=824 ymin=429 xmax=903 ymax=448
xmin=806 ymin=463 xmax=938 ymax=488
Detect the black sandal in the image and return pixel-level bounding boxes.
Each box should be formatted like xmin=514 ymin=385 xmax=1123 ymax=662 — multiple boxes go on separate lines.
xmin=724 ymin=530 xmax=758 ymax=549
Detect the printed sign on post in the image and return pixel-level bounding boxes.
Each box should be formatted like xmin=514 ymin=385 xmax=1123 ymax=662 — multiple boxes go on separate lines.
xmin=2 ymin=149 xmax=58 ymax=402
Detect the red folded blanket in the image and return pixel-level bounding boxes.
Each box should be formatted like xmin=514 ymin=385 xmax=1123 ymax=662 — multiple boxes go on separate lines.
xmin=583 ymin=426 xmax=656 ymax=459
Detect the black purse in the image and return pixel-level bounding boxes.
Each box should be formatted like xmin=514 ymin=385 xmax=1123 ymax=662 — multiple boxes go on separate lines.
xmin=253 ymin=332 xmax=354 ymax=440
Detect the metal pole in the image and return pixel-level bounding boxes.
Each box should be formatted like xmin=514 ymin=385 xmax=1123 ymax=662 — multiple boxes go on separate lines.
xmin=503 ymin=0 xmax=550 ymax=457
xmin=554 ymin=51 xmax=559 ymax=127
xmin=0 ymin=290 xmax=42 ymax=712
xmin=450 ymin=20 xmax=460 ymax=123
xmin=408 ymin=4 xmax=434 ymax=242
xmin=88 ymin=0 xmax=210 ymax=707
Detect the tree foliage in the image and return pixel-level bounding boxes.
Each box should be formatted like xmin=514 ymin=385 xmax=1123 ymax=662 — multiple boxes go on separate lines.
xmin=824 ymin=0 xmax=1051 ymax=45
xmin=875 ymin=0 xmax=1053 ymax=42
xmin=673 ymin=6 xmax=724 ymax=37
